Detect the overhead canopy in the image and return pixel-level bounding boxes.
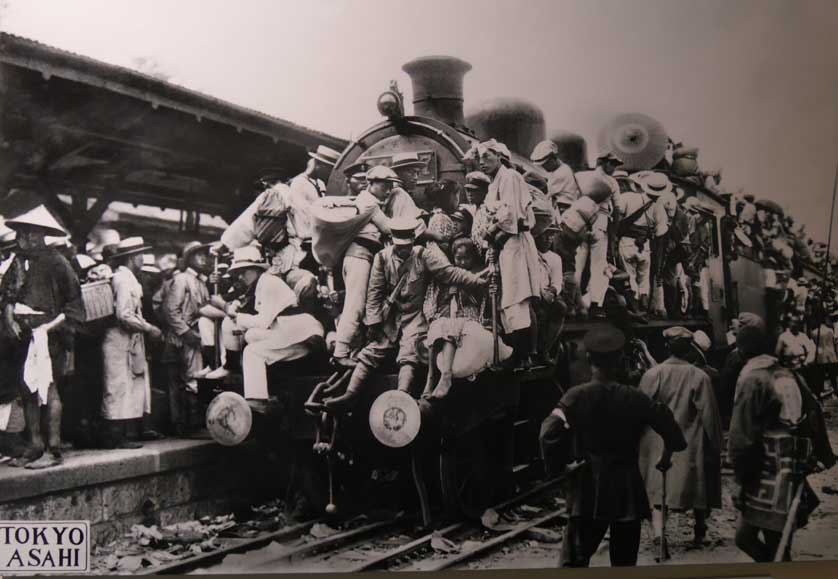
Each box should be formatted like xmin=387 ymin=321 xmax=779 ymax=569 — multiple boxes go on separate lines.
xmin=0 ymin=32 xmax=347 ymax=241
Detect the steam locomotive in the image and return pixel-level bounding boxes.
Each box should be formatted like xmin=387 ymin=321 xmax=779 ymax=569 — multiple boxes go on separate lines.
xmin=207 ymin=55 xmax=772 ymax=524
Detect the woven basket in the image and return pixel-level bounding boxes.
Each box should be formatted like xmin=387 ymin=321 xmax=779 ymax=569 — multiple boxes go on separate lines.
xmin=81 ymin=280 xmax=114 ymax=322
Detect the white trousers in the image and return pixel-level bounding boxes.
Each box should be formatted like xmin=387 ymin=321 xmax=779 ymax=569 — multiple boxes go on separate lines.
xmin=575 ymin=226 xmax=610 ymax=306
xmin=619 ymin=237 xmax=651 ymax=297
xmin=333 ymin=255 xmax=372 ymax=358
xmin=242 ymin=334 xmax=310 ymax=400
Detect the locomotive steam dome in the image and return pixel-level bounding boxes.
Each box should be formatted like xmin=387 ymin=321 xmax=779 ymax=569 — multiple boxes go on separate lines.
xmin=465 ymin=98 xmax=546 ymax=158
xmin=549 ymin=131 xmax=589 ymax=172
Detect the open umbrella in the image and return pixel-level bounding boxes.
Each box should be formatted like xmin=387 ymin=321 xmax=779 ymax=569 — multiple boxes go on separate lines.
xmin=755 ymin=199 xmax=784 ymax=217
xmin=596 ymin=113 xmax=669 ymax=171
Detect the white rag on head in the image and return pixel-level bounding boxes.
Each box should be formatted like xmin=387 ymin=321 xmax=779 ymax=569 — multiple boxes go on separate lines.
xmin=23 ymin=327 xmax=53 ymax=406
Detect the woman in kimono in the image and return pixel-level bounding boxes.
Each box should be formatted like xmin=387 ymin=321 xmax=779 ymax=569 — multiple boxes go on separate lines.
xmin=102 ymin=237 xmax=162 ymax=448
xmin=472 ymin=139 xmax=543 ymax=369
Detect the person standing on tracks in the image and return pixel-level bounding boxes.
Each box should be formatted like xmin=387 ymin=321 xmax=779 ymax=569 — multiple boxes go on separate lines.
xmin=775 ymin=313 xmax=816 ymax=370
xmin=100 ymin=238 xmax=163 ymax=449
xmin=539 ymin=325 xmax=687 ymax=567
xmin=638 ymin=326 xmax=724 ymax=556
xmin=729 ymin=312 xmax=835 ymax=562
xmin=474 ymin=139 xmax=544 ymax=369
xmin=331 ymin=166 xmax=425 ymax=368
xmin=325 ymin=218 xmax=487 ymax=410
xmin=0 ymin=206 xmax=85 ymax=469
xmin=612 ymin=170 xmax=670 ymax=317
xmin=530 ymin=140 xmax=580 ymax=207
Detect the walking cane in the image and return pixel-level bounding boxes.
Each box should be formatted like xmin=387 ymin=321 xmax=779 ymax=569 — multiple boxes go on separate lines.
xmin=489 ymin=248 xmax=500 ymax=369
xmin=660 ymin=468 xmax=669 ymax=563
xmin=212 ymin=253 xmax=222 ymax=369
xmin=774 ymin=480 xmax=804 ymax=561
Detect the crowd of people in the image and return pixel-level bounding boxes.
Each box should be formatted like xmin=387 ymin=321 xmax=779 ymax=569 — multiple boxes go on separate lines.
xmin=541 ymin=318 xmax=835 ymax=567
xmin=0 ymin=133 xmax=836 ymax=568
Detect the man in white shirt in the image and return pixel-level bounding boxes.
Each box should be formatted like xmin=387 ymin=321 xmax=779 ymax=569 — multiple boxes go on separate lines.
xmin=287 ymin=145 xmax=341 ymax=269
xmin=530 ymin=140 xmax=580 ymax=207
xmin=615 ymin=171 xmax=671 ymax=314
xmin=775 ymin=314 xmax=816 ymax=369
xmin=576 ymin=152 xmax=620 ymax=320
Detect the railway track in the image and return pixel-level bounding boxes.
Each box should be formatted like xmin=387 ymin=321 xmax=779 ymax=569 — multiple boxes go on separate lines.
xmin=140 ymin=479 xmax=567 ymax=574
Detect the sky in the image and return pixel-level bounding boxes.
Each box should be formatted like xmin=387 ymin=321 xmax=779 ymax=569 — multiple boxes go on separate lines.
xmin=2 ymin=0 xmax=836 ymax=243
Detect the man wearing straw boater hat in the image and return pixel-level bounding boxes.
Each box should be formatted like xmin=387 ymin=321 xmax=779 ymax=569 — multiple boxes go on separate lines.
xmin=287 ymin=145 xmax=341 ymax=269
xmin=204 ymin=245 xmax=324 ymax=405
xmin=0 ymin=205 xmax=85 ymax=468
xmin=160 ymin=240 xmax=219 ymax=435
xmin=614 ymin=170 xmax=671 ymax=316
xmin=101 ymin=238 xmax=163 ymax=448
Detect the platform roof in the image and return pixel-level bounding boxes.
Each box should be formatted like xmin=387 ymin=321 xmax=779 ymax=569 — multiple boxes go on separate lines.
xmin=0 ymin=33 xmax=347 ymax=239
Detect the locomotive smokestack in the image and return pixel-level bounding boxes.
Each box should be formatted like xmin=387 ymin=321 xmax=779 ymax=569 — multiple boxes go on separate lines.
xmin=402 ymin=56 xmax=472 ymax=128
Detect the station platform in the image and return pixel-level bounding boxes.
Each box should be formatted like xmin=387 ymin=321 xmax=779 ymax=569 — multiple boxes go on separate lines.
xmin=0 ymin=434 xmax=280 ymax=546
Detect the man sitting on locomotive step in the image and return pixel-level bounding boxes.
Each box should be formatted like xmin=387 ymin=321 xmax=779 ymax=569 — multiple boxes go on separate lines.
xmin=207 ymin=245 xmax=324 ymax=402
xmin=534 ymin=224 xmax=566 ymax=363
xmin=332 ymin=165 xmax=425 ymax=367
xmin=325 ymin=218 xmax=487 ymax=412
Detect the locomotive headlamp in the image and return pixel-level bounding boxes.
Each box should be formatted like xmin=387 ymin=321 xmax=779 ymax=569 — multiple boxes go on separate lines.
xmin=377 ymin=81 xmax=404 ymax=120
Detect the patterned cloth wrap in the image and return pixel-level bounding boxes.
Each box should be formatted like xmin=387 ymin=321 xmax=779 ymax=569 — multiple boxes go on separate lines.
xmin=742 ymin=430 xmax=819 ymax=532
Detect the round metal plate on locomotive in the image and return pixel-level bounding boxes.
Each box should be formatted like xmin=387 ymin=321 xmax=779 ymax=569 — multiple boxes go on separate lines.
xmin=206 ymin=391 xmax=253 ymax=446
xmin=369 ymin=390 xmax=421 ymax=448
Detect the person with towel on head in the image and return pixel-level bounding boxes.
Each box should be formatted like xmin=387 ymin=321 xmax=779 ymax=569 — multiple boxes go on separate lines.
xmin=530 ymin=139 xmax=580 ymax=207
xmin=101 ymin=238 xmax=163 ymax=449
xmin=331 ymin=165 xmax=425 ymax=367
xmin=0 ymin=205 xmax=85 ymax=469
xmin=325 ymin=218 xmax=487 ymax=411
xmin=540 ymin=324 xmax=687 ymax=567
xmin=638 ymin=326 xmax=724 ymax=556
xmin=472 ymin=139 xmax=544 ymax=368
xmin=729 ymin=313 xmax=835 ymax=562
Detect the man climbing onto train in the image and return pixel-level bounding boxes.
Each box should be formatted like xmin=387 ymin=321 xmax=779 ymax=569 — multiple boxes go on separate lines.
xmin=539 ymin=324 xmax=687 ymax=567
xmin=638 ymin=326 xmax=724 ymax=557
xmin=729 ymin=313 xmax=835 ymax=562
xmin=324 ymin=218 xmax=487 ymax=411
xmin=331 ymin=165 xmax=425 ymax=368
xmin=612 ymin=170 xmax=670 ymax=317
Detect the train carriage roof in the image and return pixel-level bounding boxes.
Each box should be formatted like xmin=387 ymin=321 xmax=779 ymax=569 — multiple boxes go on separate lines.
xmin=0 ymin=33 xmax=347 ymax=239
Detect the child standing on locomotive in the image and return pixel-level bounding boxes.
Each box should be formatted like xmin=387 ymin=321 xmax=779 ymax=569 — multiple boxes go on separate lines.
xmin=331 ymin=166 xmax=425 ymax=368
xmin=473 ymin=139 xmax=544 ymax=370
xmin=325 ymin=218 xmax=487 ymax=411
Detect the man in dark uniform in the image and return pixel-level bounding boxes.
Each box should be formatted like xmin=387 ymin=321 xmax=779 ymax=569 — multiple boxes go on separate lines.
xmin=540 ymin=325 xmax=687 ymax=567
